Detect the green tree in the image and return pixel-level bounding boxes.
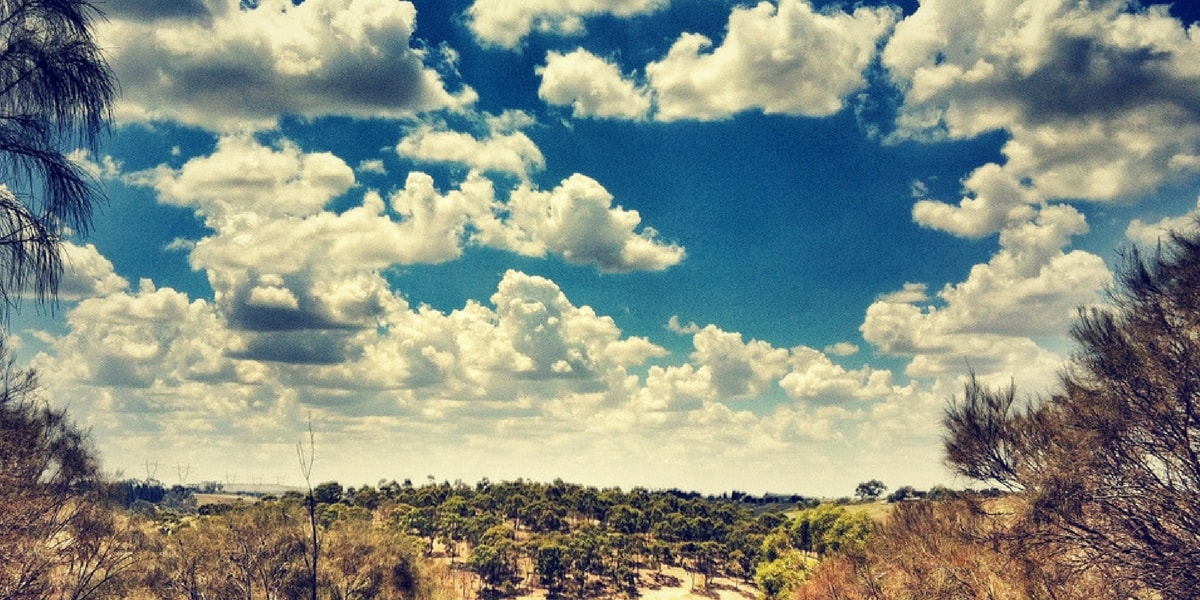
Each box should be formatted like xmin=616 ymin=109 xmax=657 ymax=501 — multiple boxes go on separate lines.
xmin=469 ymin=539 xmax=521 ymax=599
xmin=0 ymin=0 xmax=115 ymax=312
xmin=754 ymin=550 xmax=815 ymax=600
xmin=943 ymin=230 xmax=1200 ymax=599
xmin=853 ymin=479 xmax=886 ymax=501
xmin=313 ymin=481 xmax=345 ymax=505
xmin=535 ymin=540 xmax=569 ymax=598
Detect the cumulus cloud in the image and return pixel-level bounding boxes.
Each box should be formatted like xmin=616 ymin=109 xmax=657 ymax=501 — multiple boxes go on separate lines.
xmin=67 ymin=150 xmax=123 ymax=180
xmin=50 ymin=281 xmax=232 ymax=388
xmin=144 ymin=134 xmax=356 ymax=227
xmin=466 ymin=0 xmax=668 ymax=49
xmin=537 ymin=49 xmax=652 ymax=120
xmin=102 ymin=0 xmax=475 ymax=131
xmin=56 ymin=243 xmax=131 ymax=301
xmin=911 ymin=163 xmax=1039 ymax=238
xmin=641 ymin=322 xmax=905 ymax=409
xmin=687 ymin=325 xmax=790 ymax=399
xmin=134 ymin=136 xmax=685 ymax=351
xmin=886 ymin=0 xmax=1200 ymax=236
xmin=31 ymin=257 xmax=949 ymax=493
xmin=645 ymin=0 xmax=897 ymax=121
xmin=780 ymin=347 xmax=898 ymax=401
xmin=146 ymin=136 xmax=683 ymax=284
xmin=862 ymin=205 xmax=1111 ymax=385
xmin=489 ymin=174 xmax=686 ymax=272
xmin=397 ymin=123 xmax=545 ymax=178
xmin=1126 ymin=197 xmax=1200 ymax=248
xmin=103 ymin=0 xmax=211 ymax=22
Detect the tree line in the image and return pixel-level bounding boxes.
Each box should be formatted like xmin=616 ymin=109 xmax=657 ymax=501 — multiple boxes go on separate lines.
xmin=3 ymin=426 xmax=880 ymax=600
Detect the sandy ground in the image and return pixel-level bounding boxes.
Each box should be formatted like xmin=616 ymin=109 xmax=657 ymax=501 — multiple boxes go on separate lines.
xmin=510 ymin=566 xmax=758 ymax=600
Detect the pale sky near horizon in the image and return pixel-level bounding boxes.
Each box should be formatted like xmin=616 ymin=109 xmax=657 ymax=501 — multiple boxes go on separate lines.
xmin=12 ymin=0 xmax=1200 ymax=496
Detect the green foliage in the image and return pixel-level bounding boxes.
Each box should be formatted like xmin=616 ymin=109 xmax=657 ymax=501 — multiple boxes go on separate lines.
xmin=885 ymin=485 xmax=917 ymax=503
xmin=468 ymin=539 xmax=520 ymax=598
xmin=137 ymin=501 xmax=434 ymax=600
xmin=313 ymin=480 xmax=345 ymax=504
xmin=786 ymin=504 xmax=872 ymax=556
xmin=754 ymin=550 xmax=815 ymax=600
xmin=853 ymin=479 xmax=886 ymax=501
xmin=795 ymin=497 xmax=1129 ymax=599
xmin=535 ymin=540 xmax=570 ymax=598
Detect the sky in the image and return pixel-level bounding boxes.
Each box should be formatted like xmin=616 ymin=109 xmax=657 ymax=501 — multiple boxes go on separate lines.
xmin=12 ymin=0 xmax=1200 ymax=497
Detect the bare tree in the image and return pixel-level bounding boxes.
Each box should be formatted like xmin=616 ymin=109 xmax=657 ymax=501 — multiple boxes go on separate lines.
xmin=297 ymin=416 xmax=319 ymax=600
xmin=0 ymin=337 xmax=134 ymax=598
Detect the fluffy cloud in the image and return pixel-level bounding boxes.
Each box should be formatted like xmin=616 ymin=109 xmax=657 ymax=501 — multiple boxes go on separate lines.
xmin=1126 ymin=196 xmax=1200 ymax=248
xmin=56 ymin=243 xmax=130 ymax=301
xmin=887 ymin=0 xmax=1200 ymax=236
xmin=146 ymin=135 xmax=356 ymax=227
xmin=537 ymin=50 xmax=652 ymax=120
xmin=780 ymin=347 xmax=898 ymax=401
xmin=645 ymin=0 xmax=897 ymax=121
xmin=397 ymin=121 xmax=545 ymax=178
xmin=687 ymin=325 xmax=789 ymax=399
xmin=102 ymin=0 xmax=475 ymax=130
xmin=491 ymin=174 xmax=686 ymax=272
xmin=465 ymin=0 xmax=668 ymax=49
xmin=48 ymin=281 xmax=233 ymax=389
xmin=31 ymin=252 xmax=942 ymax=493
xmin=911 ymin=163 xmax=1039 ymax=238
xmin=136 ymin=136 xmax=685 ymax=350
xmin=862 ymin=205 xmax=1111 ymax=386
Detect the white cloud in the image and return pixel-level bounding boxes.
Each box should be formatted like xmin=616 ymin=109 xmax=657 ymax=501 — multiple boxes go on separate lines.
xmin=144 ymin=135 xmax=356 ymax=228
xmin=862 ymin=205 xmax=1111 ymax=386
xmin=397 ymin=124 xmax=545 ymax=178
xmin=102 ymin=0 xmax=475 ymax=131
xmin=142 ymin=136 xmax=684 ymax=307
xmin=493 ymin=174 xmax=686 ymax=272
xmin=667 ymin=315 xmax=701 ymax=335
xmin=31 ymin=249 xmax=954 ymax=494
xmin=57 ymin=242 xmax=130 ymax=301
xmin=688 ymin=325 xmax=789 ymax=399
xmin=822 ymin=342 xmax=859 ymax=357
xmin=135 ymin=135 xmax=688 ymax=364
xmin=1126 ymin=197 xmax=1200 ymax=248
xmin=779 ymin=347 xmax=897 ymax=401
xmin=356 ymin=159 xmax=386 ymax=175
xmin=388 ymin=172 xmax=499 ymax=264
xmin=465 ymin=0 xmax=668 ymax=49
xmin=875 ymin=282 xmax=928 ymax=304
xmin=645 ymin=0 xmax=897 ymax=121
xmin=48 ymin=281 xmax=233 ymax=389
xmin=537 ymin=49 xmax=652 ymax=120
xmin=247 ymin=285 xmax=300 ymax=311
xmin=67 ymin=150 xmax=123 ymax=180
xmin=885 ymin=0 xmax=1200 ymax=236
xmin=911 ymin=163 xmax=1039 ymax=238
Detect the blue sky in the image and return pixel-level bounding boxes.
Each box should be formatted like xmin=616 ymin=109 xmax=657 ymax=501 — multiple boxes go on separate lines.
xmin=15 ymin=0 xmax=1200 ymax=496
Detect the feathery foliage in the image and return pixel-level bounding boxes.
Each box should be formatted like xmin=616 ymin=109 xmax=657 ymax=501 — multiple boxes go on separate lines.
xmin=0 ymin=0 xmax=115 ymax=314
